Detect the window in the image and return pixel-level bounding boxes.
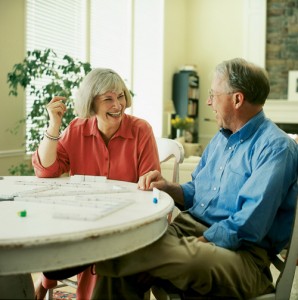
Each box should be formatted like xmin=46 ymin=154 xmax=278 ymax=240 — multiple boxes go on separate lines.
xmin=90 ymin=0 xmax=132 ymax=87
xmin=26 ymin=0 xmax=86 ymax=58
xmin=91 ymin=0 xmax=164 ymax=136
xmin=26 ymin=0 xmax=87 ymax=151
xmin=90 ymin=0 xmax=133 ymax=115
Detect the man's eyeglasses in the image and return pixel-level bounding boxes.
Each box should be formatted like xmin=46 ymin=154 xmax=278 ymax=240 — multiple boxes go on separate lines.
xmin=208 ymin=89 xmax=234 ymax=101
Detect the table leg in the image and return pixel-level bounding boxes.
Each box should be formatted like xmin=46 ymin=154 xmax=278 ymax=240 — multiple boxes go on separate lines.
xmin=0 ymin=274 xmax=34 ymax=299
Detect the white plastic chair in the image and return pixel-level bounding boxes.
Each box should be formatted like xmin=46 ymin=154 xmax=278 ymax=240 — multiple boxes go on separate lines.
xmin=155 ymin=137 xmax=185 ymax=183
xmin=152 ymin=193 xmax=298 ymax=300
xmin=155 ymin=137 xmax=185 ymax=227
xmin=250 ymin=193 xmax=298 ymax=300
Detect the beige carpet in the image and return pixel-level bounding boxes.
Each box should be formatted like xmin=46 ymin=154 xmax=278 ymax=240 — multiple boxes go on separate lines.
xmin=32 ymin=273 xmax=76 ymax=299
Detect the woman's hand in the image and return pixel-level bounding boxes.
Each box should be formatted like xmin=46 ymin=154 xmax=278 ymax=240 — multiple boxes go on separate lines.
xmin=138 ymin=170 xmax=166 ymax=191
xmin=46 ymin=96 xmax=67 ymax=133
xmin=37 ymin=96 xmax=67 ymax=168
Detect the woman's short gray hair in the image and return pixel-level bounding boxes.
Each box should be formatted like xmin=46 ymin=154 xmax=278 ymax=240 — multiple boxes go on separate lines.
xmin=75 ymin=68 xmax=132 ymax=118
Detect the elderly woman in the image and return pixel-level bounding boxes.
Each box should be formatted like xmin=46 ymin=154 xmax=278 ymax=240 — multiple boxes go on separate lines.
xmin=32 ymin=68 xmax=160 ymax=299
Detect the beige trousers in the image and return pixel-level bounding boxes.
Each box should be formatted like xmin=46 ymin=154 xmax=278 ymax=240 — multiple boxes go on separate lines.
xmin=92 ymin=212 xmax=274 ymax=300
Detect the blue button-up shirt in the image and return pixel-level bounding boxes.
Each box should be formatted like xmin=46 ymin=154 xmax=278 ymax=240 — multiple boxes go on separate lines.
xmin=182 ymin=110 xmax=298 ymax=253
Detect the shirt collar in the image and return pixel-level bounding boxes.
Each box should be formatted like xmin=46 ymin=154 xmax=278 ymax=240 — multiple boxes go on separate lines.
xmin=113 ymin=114 xmax=134 ymax=139
xmin=220 ymin=110 xmax=266 ymax=142
xmin=83 ymin=114 xmax=134 ymax=139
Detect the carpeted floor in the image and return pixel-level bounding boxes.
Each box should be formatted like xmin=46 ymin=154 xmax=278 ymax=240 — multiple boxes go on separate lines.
xmin=31 ymin=273 xmax=76 ymax=299
xmin=52 ymin=290 xmax=76 ymax=300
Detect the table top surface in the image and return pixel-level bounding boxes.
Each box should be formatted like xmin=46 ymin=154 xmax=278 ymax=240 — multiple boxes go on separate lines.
xmin=0 ymin=176 xmax=174 ymax=275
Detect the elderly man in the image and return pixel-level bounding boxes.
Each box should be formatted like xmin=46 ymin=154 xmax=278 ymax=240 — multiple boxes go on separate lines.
xmin=92 ymin=58 xmax=298 ymax=299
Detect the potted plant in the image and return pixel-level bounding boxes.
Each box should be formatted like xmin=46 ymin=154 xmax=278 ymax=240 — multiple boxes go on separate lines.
xmin=7 ymin=48 xmax=92 ymax=175
xmin=171 ymin=115 xmax=194 ymax=140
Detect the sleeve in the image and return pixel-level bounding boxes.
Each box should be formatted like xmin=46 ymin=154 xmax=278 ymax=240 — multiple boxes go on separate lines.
xmin=203 ymin=141 xmax=298 ymax=250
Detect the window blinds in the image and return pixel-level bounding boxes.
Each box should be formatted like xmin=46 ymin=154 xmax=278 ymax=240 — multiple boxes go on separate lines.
xmin=26 ymin=0 xmax=86 ymax=152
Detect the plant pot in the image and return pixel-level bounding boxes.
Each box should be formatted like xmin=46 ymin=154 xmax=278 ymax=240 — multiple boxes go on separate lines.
xmin=176 ymin=128 xmax=184 ymax=138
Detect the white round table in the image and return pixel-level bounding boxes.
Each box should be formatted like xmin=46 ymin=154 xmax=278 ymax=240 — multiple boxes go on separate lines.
xmin=0 ymin=176 xmax=174 ymax=299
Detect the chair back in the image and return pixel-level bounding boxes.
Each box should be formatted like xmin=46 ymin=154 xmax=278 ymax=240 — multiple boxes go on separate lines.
xmin=273 ymin=193 xmax=298 ymax=299
xmin=250 ymin=193 xmax=298 ymax=300
xmin=155 ymin=137 xmax=184 ymax=183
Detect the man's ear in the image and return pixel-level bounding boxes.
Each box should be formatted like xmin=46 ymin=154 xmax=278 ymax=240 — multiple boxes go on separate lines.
xmin=233 ymin=92 xmax=244 ymax=109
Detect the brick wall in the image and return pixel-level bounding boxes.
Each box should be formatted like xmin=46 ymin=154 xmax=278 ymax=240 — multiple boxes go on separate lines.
xmin=266 ymin=0 xmax=298 ymax=99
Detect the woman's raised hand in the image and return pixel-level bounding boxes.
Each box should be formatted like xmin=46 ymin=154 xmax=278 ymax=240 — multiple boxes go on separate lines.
xmin=46 ymin=96 xmax=67 ymax=130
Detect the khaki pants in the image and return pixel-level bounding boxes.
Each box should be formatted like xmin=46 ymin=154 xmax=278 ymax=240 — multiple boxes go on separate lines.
xmin=92 ymin=212 xmax=274 ymax=300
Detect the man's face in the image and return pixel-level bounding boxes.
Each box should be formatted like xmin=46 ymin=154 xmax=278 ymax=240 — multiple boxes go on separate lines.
xmin=207 ymin=75 xmax=235 ymax=131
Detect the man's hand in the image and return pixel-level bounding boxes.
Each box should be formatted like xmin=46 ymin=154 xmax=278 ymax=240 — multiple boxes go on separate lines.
xmin=138 ymin=170 xmax=185 ymax=207
xmin=138 ymin=170 xmax=166 ymax=191
xmin=198 ymin=236 xmax=209 ymax=243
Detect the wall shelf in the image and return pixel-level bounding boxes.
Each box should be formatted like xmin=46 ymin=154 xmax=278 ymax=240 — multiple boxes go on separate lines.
xmin=263 ymin=100 xmax=298 ymax=124
xmin=172 ymin=70 xmax=199 ymax=142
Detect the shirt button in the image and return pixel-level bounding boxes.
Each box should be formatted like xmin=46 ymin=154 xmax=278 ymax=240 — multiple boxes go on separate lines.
xmin=213 ymin=187 xmax=217 ymax=191
xmin=219 ymin=166 xmax=223 ymax=170
xmin=229 ymin=146 xmax=232 ymax=150
xmin=200 ymin=203 xmax=205 ymax=207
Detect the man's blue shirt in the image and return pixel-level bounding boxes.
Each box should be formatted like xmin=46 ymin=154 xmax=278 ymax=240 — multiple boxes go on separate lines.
xmin=182 ymin=110 xmax=298 ymax=253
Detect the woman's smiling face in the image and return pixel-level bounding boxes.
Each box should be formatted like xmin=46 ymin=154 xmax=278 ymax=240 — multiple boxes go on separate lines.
xmin=94 ymin=91 xmax=127 ymax=128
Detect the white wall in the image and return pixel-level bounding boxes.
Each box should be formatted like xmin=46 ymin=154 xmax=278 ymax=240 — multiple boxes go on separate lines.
xmin=185 ymin=0 xmax=245 ymax=146
xmin=132 ymin=0 xmax=187 ymax=139
xmin=163 ymin=0 xmax=187 ymax=138
xmin=0 ymin=0 xmax=27 ymax=175
xmin=132 ymin=0 xmax=164 ymax=137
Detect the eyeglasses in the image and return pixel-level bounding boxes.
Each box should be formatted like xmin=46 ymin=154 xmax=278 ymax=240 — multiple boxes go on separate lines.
xmin=208 ymin=89 xmax=234 ymax=101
